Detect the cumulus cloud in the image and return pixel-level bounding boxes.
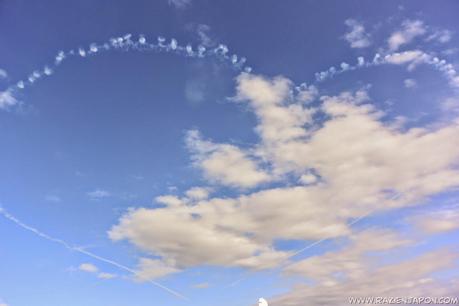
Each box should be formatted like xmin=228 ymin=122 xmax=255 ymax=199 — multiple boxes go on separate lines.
xmin=388 ymin=20 xmax=426 ymax=51
xmin=110 ymin=73 xmax=459 ymax=287
xmin=344 ymin=19 xmax=371 ymax=48
xmin=186 ymin=130 xmax=271 ymax=188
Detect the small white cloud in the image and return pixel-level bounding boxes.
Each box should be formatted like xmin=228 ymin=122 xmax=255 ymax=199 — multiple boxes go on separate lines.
xmin=168 ymin=0 xmax=191 ymax=9
xmin=426 ymin=29 xmax=452 ymax=44
xmin=388 ymin=20 xmax=426 ymax=51
xmin=344 ymin=19 xmax=371 ymax=48
xmin=97 ymin=272 xmax=116 ymax=279
xmin=0 ymin=90 xmax=18 ymax=109
xmin=404 ymin=78 xmax=417 ymax=88
xmin=87 ymin=189 xmax=111 ymax=199
xmin=79 ymin=263 xmax=99 ymax=273
xmin=0 ymin=69 xmax=7 ymax=79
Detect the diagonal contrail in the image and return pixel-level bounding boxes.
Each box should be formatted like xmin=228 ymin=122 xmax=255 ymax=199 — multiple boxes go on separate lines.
xmin=0 ymin=207 xmax=188 ymax=301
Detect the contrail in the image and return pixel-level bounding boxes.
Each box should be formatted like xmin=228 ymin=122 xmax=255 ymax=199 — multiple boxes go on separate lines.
xmin=0 ymin=207 xmax=188 ymax=301
xmin=228 ymin=192 xmax=403 ymax=287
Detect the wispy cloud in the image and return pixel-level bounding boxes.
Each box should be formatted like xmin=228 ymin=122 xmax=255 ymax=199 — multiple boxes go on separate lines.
xmin=388 ymin=20 xmax=426 ymax=51
xmin=404 ymin=78 xmax=417 ymax=88
xmin=344 ymin=19 xmax=371 ymax=48
xmin=0 ymin=69 xmax=7 ymax=79
xmin=0 ymin=90 xmax=18 ymax=109
xmin=87 ymin=189 xmax=111 ymax=199
xmin=168 ymin=0 xmax=191 ymax=9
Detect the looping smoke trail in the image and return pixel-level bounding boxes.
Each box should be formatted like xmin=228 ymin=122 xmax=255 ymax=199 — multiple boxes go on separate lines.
xmin=2 ymin=34 xmax=252 ymax=108
xmin=314 ymin=51 xmax=459 ymax=90
xmin=0 ymin=207 xmax=188 ymax=301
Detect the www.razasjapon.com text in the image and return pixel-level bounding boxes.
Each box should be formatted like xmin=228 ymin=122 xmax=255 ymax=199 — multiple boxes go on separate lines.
xmin=349 ymin=297 xmax=459 ymax=304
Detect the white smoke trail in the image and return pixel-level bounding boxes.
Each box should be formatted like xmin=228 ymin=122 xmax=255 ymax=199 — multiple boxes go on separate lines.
xmin=0 ymin=34 xmax=252 ymax=109
xmin=314 ymin=50 xmax=459 ymax=90
xmin=0 ymin=207 xmax=188 ymax=301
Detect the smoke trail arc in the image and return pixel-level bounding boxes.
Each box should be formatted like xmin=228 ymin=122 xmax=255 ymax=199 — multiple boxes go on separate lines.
xmin=1 ymin=33 xmax=253 ymax=109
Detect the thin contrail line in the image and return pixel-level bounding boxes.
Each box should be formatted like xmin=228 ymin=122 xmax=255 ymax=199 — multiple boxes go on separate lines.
xmin=0 ymin=207 xmax=188 ymax=301
xmin=228 ymin=192 xmax=402 ymax=287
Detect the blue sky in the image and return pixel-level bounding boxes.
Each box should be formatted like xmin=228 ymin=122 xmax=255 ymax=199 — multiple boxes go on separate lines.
xmin=1 ymin=1 xmax=459 ymax=306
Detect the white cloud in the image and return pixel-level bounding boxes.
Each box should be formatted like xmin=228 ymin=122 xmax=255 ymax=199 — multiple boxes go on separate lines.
xmin=426 ymin=29 xmax=453 ymax=44
xmin=344 ymin=19 xmax=371 ymax=48
xmin=441 ymin=97 xmax=459 ymax=113
xmin=87 ymin=189 xmax=111 ymax=199
xmin=186 ymin=130 xmax=271 ymax=188
xmin=185 ymin=187 xmax=212 ymax=200
xmin=0 ymin=90 xmax=18 ymax=109
xmin=388 ymin=20 xmax=426 ymax=51
xmin=0 ymin=69 xmax=7 ymax=79
xmin=79 ymin=263 xmax=117 ymax=279
xmin=168 ymin=0 xmax=191 ymax=9
xmin=134 ymin=258 xmax=180 ymax=281
xmin=97 ymin=272 xmax=117 ymax=279
xmin=404 ymin=78 xmax=417 ymax=88
xmin=110 ymin=73 xmax=459 ymax=285
xmin=275 ymin=248 xmax=458 ymax=306
xmin=79 ymin=263 xmax=99 ymax=273
xmin=384 ymin=50 xmax=426 ymax=65
xmin=410 ymin=208 xmax=459 ymax=234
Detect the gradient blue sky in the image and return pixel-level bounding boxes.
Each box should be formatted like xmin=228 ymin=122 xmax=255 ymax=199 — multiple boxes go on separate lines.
xmin=1 ymin=1 xmax=459 ymax=306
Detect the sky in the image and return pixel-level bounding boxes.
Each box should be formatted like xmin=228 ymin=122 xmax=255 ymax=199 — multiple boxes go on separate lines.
xmin=1 ymin=1 xmax=459 ymax=306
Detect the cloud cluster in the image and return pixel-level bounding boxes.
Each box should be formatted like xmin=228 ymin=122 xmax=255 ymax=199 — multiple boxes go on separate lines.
xmin=110 ymin=72 xmax=459 ymax=281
